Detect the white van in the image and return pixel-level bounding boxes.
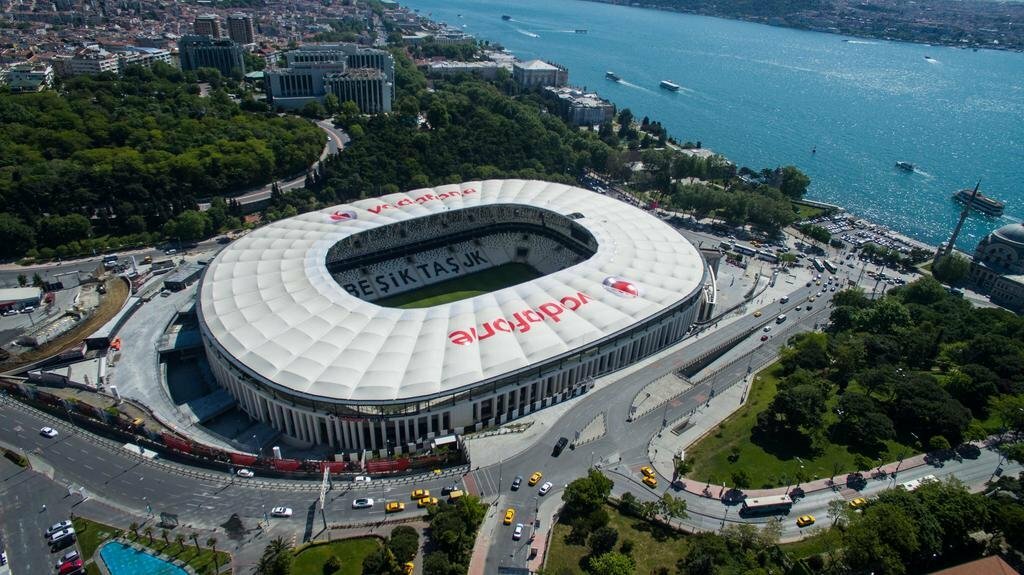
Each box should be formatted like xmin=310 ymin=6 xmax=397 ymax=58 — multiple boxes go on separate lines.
xmin=776 ymin=314 xmax=787 ymax=324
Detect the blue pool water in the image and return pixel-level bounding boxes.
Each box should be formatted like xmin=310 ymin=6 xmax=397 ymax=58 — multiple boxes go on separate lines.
xmin=98 ymin=542 xmax=189 ymax=575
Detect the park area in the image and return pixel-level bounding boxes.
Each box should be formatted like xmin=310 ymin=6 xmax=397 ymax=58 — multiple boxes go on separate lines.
xmin=292 ymin=537 xmax=382 ymax=575
xmin=684 ymin=362 xmax=916 ymax=489
xmin=71 ymin=516 xmax=229 ymax=575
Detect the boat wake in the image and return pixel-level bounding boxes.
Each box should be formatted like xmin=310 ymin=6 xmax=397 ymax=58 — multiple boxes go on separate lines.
xmin=844 ymin=39 xmax=878 ymax=45
xmin=925 ymin=58 xmax=940 ymax=64
xmin=619 ymin=81 xmax=653 ymax=93
xmin=515 ymin=28 xmax=539 ymax=38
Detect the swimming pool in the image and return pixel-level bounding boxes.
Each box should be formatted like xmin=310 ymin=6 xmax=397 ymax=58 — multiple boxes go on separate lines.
xmin=98 ymin=541 xmax=189 ymax=575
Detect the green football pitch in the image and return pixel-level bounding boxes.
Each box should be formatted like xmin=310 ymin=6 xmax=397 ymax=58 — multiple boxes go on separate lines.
xmin=374 ymin=263 xmax=542 ymax=309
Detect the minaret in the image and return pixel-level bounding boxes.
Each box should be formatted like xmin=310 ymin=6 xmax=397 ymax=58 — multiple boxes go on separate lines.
xmin=937 ymin=180 xmax=980 ymax=261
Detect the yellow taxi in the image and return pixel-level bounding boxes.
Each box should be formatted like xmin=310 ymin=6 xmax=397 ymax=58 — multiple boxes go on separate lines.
xmin=417 ymin=496 xmax=439 ymax=508
xmin=528 ymin=472 xmax=543 ymax=486
xmin=642 ymin=475 xmax=658 ymax=488
xmin=404 ymin=562 xmax=414 ymax=575
xmin=753 ymin=310 xmax=763 ymax=317
xmin=849 ymin=497 xmax=867 ymax=509
xmin=640 ymin=466 xmax=655 ymax=478
xmin=796 ymin=515 xmax=815 ymax=527
xmin=386 ymin=501 xmax=405 ymax=513
xmin=503 ymin=508 xmax=516 ymax=525
xmin=411 ymin=489 xmax=430 ymax=500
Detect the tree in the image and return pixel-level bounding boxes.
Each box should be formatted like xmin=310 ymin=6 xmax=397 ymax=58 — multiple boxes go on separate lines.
xmin=362 ymin=546 xmax=400 ymax=575
xmin=588 ymin=526 xmax=619 ymax=555
xmin=932 ymin=253 xmax=970 ymax=284
xmin=161 ymin=529 xmax=169 ymax=545
xmin=842 ymin=503 xmax=921 ymax=575
xmin=164 ymin=210 xmax=210 ymax=242
xmin=928 ymin=435 xmax=951 ymax=453
xmin=129 ymin=521 xmax=139 ymax=539
xmin=191 ymin=532 xmax=200 ymax=552
xmin=588 ymin=551 xmax=635 ymax=575
xmin=562 ymin=469 xmax=614 ymax=519
xmin=680 ymin=534 xmax=728 ymax=575
xmin=324 ymin=555 xmax=343 ymax=574
xmin=778 ymin=165 xmax=810 ymax=198
xmin=175 ymin=533 xmax=186 ymax=548
xmin=257 ymin=536 xmax=293 ymax=575
xmin=731 ymin=469 xmax=751 ymax=488
xmin=387 ymin=525 xmax=419 ymax=563
xmin=833 ymin=391 xmax=895 ymax=448
xmin=0 ymin=213 xmax=36 ymax=258
xmin=17 ymin=274 xmax=27 ymax=286
xmin=422 ymin=551 xmax=458 ymax=575
xmin=206 ymin=537 xmax=218 ymax=570
xmin=657 ymin=493 xmax=688 ymax=521
xmin=144 ymin=525 xmax=154 ymax=543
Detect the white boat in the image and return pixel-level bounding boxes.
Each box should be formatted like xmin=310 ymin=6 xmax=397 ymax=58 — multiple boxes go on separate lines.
xmin=660 ymin=80 xmax=681 ymax=91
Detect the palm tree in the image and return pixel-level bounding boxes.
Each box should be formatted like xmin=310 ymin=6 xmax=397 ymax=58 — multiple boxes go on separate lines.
xmin=206 ymin=537 xmax=218 ymax=570
xmin=144 ymin=526 xmax=154 ymax=544
xmin=190 ymin=532 xmax=200 ymax=552
xmin=174 ymin=533 xmax=186 ymax=554
xmin=161 ymin=529 xmax=169 ymax=546
xmin=129 ymin=521 xmax=139 ymax=540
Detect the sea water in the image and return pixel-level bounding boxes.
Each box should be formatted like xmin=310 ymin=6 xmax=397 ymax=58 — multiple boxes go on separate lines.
xmin=403 ymin=0 xmax=1024 ymax=248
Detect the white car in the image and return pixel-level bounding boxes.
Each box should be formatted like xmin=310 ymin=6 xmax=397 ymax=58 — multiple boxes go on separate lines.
xmin=538 ymin=481 xmax=553 ymax=495
xmin=354 ymin=475 xmax=372 ymax=484
xmin=2 ymin=309 xmax=17 ymax=317
xmin=236 ymin=469 xmax=254 ymax=478
xmin=46 ymin=520 xmax=73 ymax=536
xmin=40 ymin=427 xmax=58 ymax=438
xmin=20 ymin=306 xmax=34 ymax=314
xmin=47 ymin=528 xmax=75 ymax=543
xmin=352 ymin=498 xmax=374 ymax=509
xmin=270 ymin=507 xmax=292 ymax=518
xmin=54 ymin=549 xmax=79 ymax=568
xmin=512 ymin=523 xmax=524 ymax=540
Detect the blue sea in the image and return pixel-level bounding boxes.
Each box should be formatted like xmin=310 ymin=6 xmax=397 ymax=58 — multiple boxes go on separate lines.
xmin=401 ymin=0 xmax=1024 ymax=249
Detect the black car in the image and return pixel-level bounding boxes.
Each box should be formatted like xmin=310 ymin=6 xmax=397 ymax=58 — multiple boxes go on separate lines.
xmin=441 ymin=484 xmax=460 ymax=496
xmin=552 ymin=437 xmax=569 ymax=457
xmin=511 ymin=476 xmax=522 ymax=491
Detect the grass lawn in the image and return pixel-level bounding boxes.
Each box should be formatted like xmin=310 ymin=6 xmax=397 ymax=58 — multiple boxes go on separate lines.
xmin=71 ymin=517 xmax=122 ymax=560
xmin=685 ymin=363 xmax=916 ymax=488
xmin=780 ymin=525 xmax=843 ymax=560
xmin=546 ymin=504 xmax=686 ymax=574
xmin=375 ymin=262 xmax=542 ymax=309
xmin=791 ymin=201 xmax=828 ymax=220
xmin=292 ymin=537 xmax=382 ymax=575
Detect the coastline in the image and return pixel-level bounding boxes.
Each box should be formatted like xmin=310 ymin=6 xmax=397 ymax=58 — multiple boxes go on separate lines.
xmin=410 ymin=6 xmax=964 ymax=258
xmin=573 ymin=0 xmax=1024 ymax=53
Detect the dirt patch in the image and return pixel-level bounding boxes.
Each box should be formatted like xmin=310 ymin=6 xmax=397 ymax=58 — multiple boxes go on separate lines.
xmin=0 ymin=277 xmax=129 ymax=371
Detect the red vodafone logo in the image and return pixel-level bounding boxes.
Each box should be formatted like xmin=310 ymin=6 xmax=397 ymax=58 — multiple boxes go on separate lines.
xmin=603 ymin=276 xmax=640 ymax=298
xmin=328 ymin=210 xmax=357 ymax=222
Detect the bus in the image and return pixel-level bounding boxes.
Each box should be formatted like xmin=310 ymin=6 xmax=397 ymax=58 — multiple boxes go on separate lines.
xmin=811 ymin=259 xmax=825 ymax=273
xmin=823 ymin=260 xmax=837 ymax=274
xmin=740 ymin=494 xmax=793 ymax=517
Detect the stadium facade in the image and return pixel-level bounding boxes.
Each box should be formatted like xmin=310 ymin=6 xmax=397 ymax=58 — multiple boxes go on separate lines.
xmin=198 ymin=180 xmax=711 ymax=454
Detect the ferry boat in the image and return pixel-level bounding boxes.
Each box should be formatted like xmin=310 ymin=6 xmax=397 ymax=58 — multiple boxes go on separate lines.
xmin=660 ymin=80 xmax=681 ymax=91
xmin=953 ymin=187 xmax=1005 ymax=217
xmin=605 ymin=71 xmax=621 ymax=82
xmin=895 ymin=161 xmax=914 ymax=171
xmin=501 ymin=14 xmax=511 ymax=20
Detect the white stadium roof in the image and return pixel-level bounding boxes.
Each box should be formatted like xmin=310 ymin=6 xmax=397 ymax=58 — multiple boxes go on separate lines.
xmin=198 ymin=180 xmax=705 ymax=403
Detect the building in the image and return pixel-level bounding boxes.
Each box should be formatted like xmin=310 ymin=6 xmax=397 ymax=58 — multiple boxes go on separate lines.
xmin=197 ymin=180 xmax=708 ymax=453
xmin=543 ymin=86 xmax=615 ymax=126
xmin=3 ymin=63 xmax=53 ymax=92
xmin=52 ymin=45 xmax=173 ymax=77
xmin=929 ymin=555 xmax=1020 ymax=575
xmin=512 ymin=59 xmax=568 ymax=88
xmin=227 ymin=14 xmax=255 ymax=45
xmin=177 ymin=35 xmax=245 ymax=76
xmin=265 ymin=44 xmax=394 ymax=112
xmin=164 ymin=264 xmax=204 ymax=292
xmin=424 ymin=60 xmax=499 ymax=80
xmin=970 ymin=222 xmax=1024 ymax=313
xmin=0 ymin=287 xmax=42 ymax=312
xmin=325 ymin=68 xmax=392 ymax=113
xmin=194 ymin=14 xmax=223 ymax=38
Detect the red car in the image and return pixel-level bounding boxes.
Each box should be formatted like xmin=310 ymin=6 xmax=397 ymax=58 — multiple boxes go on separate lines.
xmin=760 ymin=335 xmax=769 ymax=341
xmin=58 ymin=558 xmax=83 ymax=575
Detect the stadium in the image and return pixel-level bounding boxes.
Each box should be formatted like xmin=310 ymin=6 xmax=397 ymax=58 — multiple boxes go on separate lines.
xmin=197 ymin=180 xmax=711 ymax=454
